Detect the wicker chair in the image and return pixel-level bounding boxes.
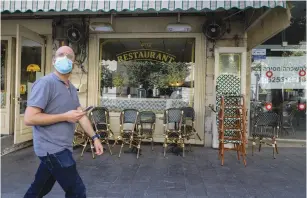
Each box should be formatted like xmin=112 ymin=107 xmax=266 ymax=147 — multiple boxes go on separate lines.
xmin=163 ymin=108 xmax=185 ymax=157
xmin=89 ymin=107 xmax=114 ymax=155
xmin=137 ymin=111 xmax=156 ymax=158
xmin=251 ymin=112 xmax=280 ymax=158
xmin=114 ymin=109 xmax=139 ymax=158
xmin=181 ymin=107 xmax=202 ymax=151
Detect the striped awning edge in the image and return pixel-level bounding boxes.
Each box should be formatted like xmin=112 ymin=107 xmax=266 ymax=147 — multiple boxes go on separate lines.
xmin=1 ymin=1 xmax=287 ymax=13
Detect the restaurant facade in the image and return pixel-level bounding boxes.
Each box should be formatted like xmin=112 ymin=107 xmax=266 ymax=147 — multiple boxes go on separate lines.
xmin=1 ymin=0 xmax=298 ymax=148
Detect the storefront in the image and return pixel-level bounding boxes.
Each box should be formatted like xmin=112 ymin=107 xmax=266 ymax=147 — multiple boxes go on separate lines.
xmin=250 ymin=1 xmax=306 ymax=141
xmin=0 ymin=0 xmax=292 ymax=147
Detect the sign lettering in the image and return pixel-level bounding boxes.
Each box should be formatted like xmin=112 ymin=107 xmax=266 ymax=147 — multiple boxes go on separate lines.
xmin=116 ymin=50 xmax=176 ymax=63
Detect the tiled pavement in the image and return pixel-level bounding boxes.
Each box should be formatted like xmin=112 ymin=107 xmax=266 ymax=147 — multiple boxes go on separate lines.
xmin=1 ymin=145 xmax=306 ymax=198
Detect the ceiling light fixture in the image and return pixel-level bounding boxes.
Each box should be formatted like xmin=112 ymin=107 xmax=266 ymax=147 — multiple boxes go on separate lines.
xmin=166 ymin=13 xmax=192 ymax=33
xmin=90 ymin=14 xmax=114 ymax=32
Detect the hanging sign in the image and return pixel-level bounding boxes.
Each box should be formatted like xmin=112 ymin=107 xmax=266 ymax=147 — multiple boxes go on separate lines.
xmin=20 ymin=84 xmax=26 ymax=95
xmin=116 ymin=49 xmax=176 ymax=63
xmin=252 ymin=49 xmax=266 ymax=62
xmin=255 ymin=56 xmax=307 ymax=89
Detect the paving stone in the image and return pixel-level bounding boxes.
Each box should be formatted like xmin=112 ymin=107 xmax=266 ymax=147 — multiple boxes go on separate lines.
xmin=1 ymin=146 xmax=306 ymax=198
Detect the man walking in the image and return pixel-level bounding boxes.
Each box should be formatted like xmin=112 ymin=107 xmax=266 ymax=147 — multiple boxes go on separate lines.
xmin=24 ymin=46 xmax=103 ymax=198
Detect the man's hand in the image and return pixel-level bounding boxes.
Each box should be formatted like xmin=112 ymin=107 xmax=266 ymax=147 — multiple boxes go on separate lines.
xmin=64 ymin=110 xmax=86 ymax=123
xmin=93 ymin=139 xmax=104 ymax=155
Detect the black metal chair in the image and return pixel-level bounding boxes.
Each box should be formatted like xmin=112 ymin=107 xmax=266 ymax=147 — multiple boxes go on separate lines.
xmin=251 ymin=112 xmax=280 ymax=158
xmin=114 ymin=109 xmax=139 ymax=158
xmin=181 ymin=107 xmax=202 ymax=151
xmin=137 ymin=111 xmax=156 ymax=156
xmin=163 ymin=108 xmax=185 ymax=157
xmin=89 ymin=107 xmax=114 ymax=156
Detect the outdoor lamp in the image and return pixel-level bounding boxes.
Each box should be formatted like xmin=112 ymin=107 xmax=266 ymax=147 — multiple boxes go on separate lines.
xmin=90 ymin=22 xmax=114 ymax=32
xmin=166 ymin=13 xmax=192 ymax=32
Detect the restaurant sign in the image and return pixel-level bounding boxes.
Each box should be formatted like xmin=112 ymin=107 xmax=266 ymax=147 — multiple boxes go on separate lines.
xmin=116 ymin=49 xmax=176 ymax=63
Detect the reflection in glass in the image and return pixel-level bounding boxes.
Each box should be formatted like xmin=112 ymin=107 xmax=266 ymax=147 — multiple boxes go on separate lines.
xmin=99 ymin=38 xmax=195 ymax=113
xmin=219 ymin=53 xmax=241 ymax=76
xmin=1 ymin=40 xmax=8 ymax=109
xmin=19 ymin=39 xmax=42 ymax=114
xmin=250 ymin=51 xmax=306 ymax=140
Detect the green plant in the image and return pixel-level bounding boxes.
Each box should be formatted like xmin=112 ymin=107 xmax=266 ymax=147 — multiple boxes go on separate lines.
xmin=101 ymin=64 xmax=113 ymax=88
xmin=112 ymin=72 xmax=125 ymax=96
xmin=164 ymin=62 xmax=190 ymax=86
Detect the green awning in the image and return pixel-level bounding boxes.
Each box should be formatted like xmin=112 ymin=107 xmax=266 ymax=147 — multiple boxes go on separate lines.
xmin=1 ymin=1 xmax=287 ymax=14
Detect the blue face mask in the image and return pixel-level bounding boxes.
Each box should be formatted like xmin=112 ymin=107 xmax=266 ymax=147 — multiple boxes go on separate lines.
xmin=54 ymin=56 xmax=73 ymax=74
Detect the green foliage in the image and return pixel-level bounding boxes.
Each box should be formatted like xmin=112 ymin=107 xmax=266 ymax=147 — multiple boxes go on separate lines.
xmin=123 ymin=61 xmax=190 ymax=89
xmin=112 ymin=72 xmax=125 ymax=88
xmin=101 ymin=64 xmax=113 ymax=88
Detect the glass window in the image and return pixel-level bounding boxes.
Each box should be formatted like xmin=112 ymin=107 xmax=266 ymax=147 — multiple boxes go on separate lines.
xmin=99 ymin=38 xmax=195 ymax=113
xmin=19 ymin=39 xmax=42 ymax=114
xmin=250 ymin=49 xmax=306 ymax=140
xmin=1 ymin=40 xmax=8 ymax=109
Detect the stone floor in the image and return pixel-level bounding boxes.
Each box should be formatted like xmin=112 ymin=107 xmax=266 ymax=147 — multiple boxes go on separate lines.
xmin=1 ymin=145 xmax=306 ymax=198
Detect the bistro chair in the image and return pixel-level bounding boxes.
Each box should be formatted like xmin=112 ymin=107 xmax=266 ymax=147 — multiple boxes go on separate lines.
xmin=114 ymin=109 xmax=139 ymax=158
xmin=137 ymin=111 xmax=156 ymax=154
xmin=251 ymin=111 xmax=280 ymax=159
xmin=74 ymin=123 xmax=96 ymax=159
xmin=181 ymin=107 xmax=202 ymax=151
xmin=163 ymin=108 xmax=185 ymax=157
xmin=89 ymin=107 xmax=114 ymax=155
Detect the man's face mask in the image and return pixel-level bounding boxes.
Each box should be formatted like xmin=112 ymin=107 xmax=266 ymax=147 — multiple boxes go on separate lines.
xmin=54 ymin=56 xmax=73 ymax=74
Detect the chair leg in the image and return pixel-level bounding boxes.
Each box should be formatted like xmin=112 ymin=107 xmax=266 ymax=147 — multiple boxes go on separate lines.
xmin=118 ymin=141 xmax=124 ymax=158
xmin=89 ymin=140 xmax=95 ymax=159
xmin=137 ymin=139 xmax=142 ymax=159
xmin=181 ymin=139 xmax=185 ymax=158
xmin=241 ymin=143 xmax=247 ymax=167
xmin=81 ymin=138 xmax=89 ymax=157
xmin=151 ymin=138 xmax=154 ymax=151
xmin=258 ymin=137 xmax=262 ymax=152
xmin=163 ymin=139 xmax=167 ymax=157
xmin=106 ymin=139 xmax=113 ymax=155
xmin=218 ymin=141 xmax=222 ymax=160
xmin=221 ymin=143 xmax=225 ymax=166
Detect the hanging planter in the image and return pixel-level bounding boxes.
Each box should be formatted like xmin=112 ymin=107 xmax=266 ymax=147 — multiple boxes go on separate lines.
xmin=26 ymin=64 xmax=40 ymax=82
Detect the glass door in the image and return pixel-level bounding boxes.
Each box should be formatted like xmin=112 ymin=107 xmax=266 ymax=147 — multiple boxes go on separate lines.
xmin=0 ymin=38 xmax=12 ymax=135
xmin=14 ymin=24 xmax=45 ymax=144
xmin=212 ymin=47 xmax=247 ymax=148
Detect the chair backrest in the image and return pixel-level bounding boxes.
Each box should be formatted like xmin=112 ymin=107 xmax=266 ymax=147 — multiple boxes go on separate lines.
xmin=254 ymin=112 xmax=280 ymax=127
xmin=139 ymin=111 xmax=156 ymax=124
xmin=90 ymin=107 xmax=109 ymax=124
xmin=181 ymin=107 xmax=195 ymax=122
xmin=120 ymin=109 xmax=139 ymax=124
xmin=164 ymin=108 xmax=183 ymax=125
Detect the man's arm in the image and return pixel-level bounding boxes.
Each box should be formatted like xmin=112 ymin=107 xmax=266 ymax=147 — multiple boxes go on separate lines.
xmin=77 ymin=107 xmax=96 ymax=138
xmin=24 ymin=106 xmax=66 ymax=126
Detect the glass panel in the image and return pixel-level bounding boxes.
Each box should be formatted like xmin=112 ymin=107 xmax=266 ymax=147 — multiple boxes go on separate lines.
xmin=250 ymin=49 xmax=306 ymax=140
xmin=99 ymin=38 xmax=195 ymax=113
xmin=19 ymin=39 xmax=42 ymax=114
xmin=1 ymin=40 xmax=8 ymax=109
xmin=219 ymin=53 xmax=241 ymax=76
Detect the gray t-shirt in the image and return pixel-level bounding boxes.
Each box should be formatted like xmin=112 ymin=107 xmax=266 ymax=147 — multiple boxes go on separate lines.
xmin=27 ymin=73 xmax=80 ymax=157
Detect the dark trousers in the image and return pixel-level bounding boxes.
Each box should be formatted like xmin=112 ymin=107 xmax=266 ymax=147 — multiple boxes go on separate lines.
xmin=24 ymin=149 xmax=86 ymax=198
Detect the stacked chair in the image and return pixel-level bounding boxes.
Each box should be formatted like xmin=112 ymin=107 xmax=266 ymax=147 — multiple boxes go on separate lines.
xmin=181 ymin=107 xmax=202 ymax=151
xmin=251 ymin=112 xmax=279 ymax=158
xmin=218 ymin=95 xmax=247 ymax=166
xmin=90 ymin=107 xmax=114 ymax=155
xmin=163 ymin=108 xmax=185 ymax=157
